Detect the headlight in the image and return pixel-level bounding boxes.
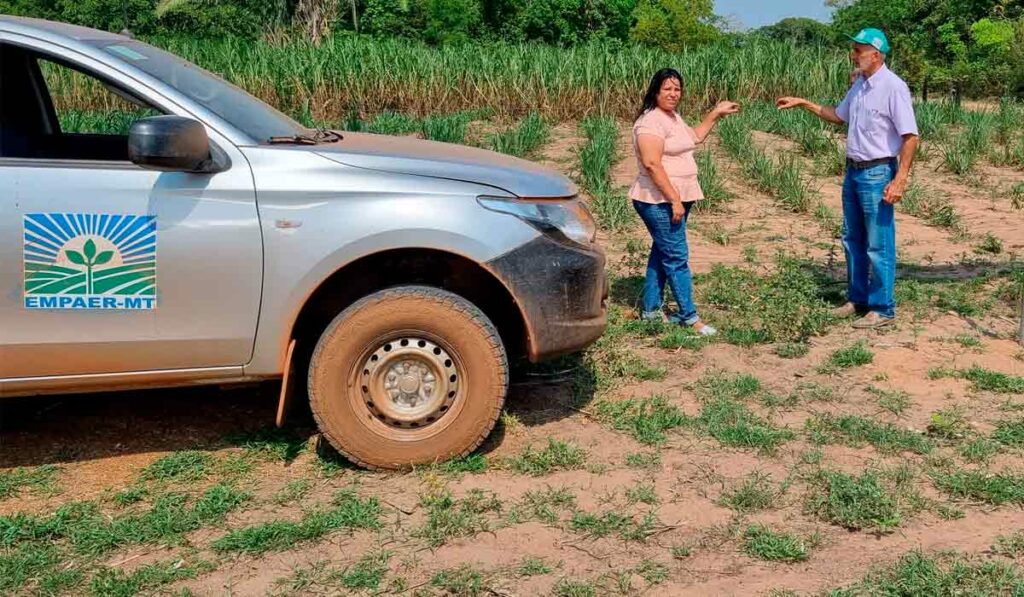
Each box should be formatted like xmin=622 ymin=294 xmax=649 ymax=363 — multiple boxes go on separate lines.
xmin=477 ymin=196 xmax=597 ymax=247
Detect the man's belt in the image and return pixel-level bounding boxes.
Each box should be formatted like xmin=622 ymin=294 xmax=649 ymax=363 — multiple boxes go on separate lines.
xmin=846 ymin=157 xmax=896 ymax=170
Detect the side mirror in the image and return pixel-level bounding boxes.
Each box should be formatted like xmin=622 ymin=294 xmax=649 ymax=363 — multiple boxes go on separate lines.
xmin=128 ymin=115 xmax=217 ymax=173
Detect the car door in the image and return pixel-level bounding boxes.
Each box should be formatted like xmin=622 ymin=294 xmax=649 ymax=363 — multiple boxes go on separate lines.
xmin=0 ymin=40 xmax=263 ymax=380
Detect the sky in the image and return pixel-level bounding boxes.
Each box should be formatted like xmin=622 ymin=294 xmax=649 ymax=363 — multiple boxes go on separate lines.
xmin=714 ymin=0 xmax=835 ymax=30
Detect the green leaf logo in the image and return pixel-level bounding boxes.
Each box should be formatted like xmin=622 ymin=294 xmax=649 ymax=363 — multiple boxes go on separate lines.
xmin=66 ymin=250 xmax=86 ymax=266
xmin=65 ymin=238 xmax=114 ymax=294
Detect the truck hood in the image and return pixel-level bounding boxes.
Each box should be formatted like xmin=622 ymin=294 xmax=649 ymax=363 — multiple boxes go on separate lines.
xmin=311 ymin=132 xmax=576 ymax=198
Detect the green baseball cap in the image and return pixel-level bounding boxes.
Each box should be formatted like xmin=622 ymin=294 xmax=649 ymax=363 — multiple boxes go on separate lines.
xmin=848 ymin=27 xmax=890 ymax=54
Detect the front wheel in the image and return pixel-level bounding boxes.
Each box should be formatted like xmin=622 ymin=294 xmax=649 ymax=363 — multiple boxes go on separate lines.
xmin=308 ymin=285 xmax=508 ymax=470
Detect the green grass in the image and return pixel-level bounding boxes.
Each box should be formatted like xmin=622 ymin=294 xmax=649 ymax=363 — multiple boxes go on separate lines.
xmin=949 ymin=334 xmax=983 ymax=348
xmin=1 ymin=483 xmax=250 ymax=556
xmin=592 ymin=395 xmax=688 ymax=445
xmin=958 ymin=438 xmax=1002 ymax=464
xmin=829 ymin=551 xmax=1024 ymax=595
xmin=625 ymin=451 xmax=662 ymax=470
xmin=866 ymin=386 xmax=912 ymax=415
xmin=138 ymin=450 xmax=212 ymax=483
xmin=719 ymin=471 xmax=780 ymax=512
xmin=489 ymin=111 xmax=549 ymax=157
xmin=1011 ymin=182 xmax=1024 ymax=209
xmin=899 ymin=182 xmax=962 ymax=231
xmin=508 ymin=487 xmax=576 ymax=525
xmin=58 ymin=108 xmax=160 ymax=135
xmin=974 ymin=233 xmax=1004 ymax=255
xmin=774 ymin=342 xmax=810 ymax=359
xmin=228 ymin=426 xmax=307 ymax=463
xmin=671 ymin=545 xmax=692 ymax=559
xmin=692 ymin=371 xmax=793 ymax=452
xmin=789 ymin=382 xmax=840 ymax=404
xmin=211 ymin=490 xmax=380 ymax=554
xmin=332 ymin=550 xmax=391 ymax=590
xmin=695 ymin=397 xmax=794 ymax=453
xmin=111 ymin=35 xmax=853 ymax=124
xmin=0 ymin=465 xmax=60 ymax=500
xmin=742 ymin=525 xmax=810 ymax=562
xmin=697 ymin=256 xmax=837 ymax=344
xmin=420 ymin=111 xmax=474 ymax=143
xmin=0 ymin=544 xmax=81 ymax=595
xmin=806 ymin=413 xmax=933 ymax=454
xmin=626 ymin=483 xmax=659 ymax=506
xmin=272 ymin=479 xmax=312 ymax=505
xmin=579 ymin=116 xmax=618 ymax=192
xmin=88 ymin=558 xmax=209 ymax=597
xmin=553 ymin=578 xmax=598 ymax=597
xmin=634 ymin=559 xmax=669 ymax=584
xmin=931 ymin=470 xmax=1024 ymax=505
xmin=365 ymin=111 xmax=421 ymax=135
xmin=717 ymin=113 xmax=816 ymax=213
xmin=827 ymin=341 xmax=874 ymax=369
xmin=994 ymin=418 xmax=1024 ymax=447
xmin=508 ymin=439 xmax=587 ymax=475
xmin=695 ymin=149 xmax=733 ymax=213
xmin=993 ymin=531 xmax=1024 ymax=558
xmin=807 ymin=470 xmax=903 ymax=532
xmin=569 ymin=510 xmax=657 ymax=542
xmin=579 ymin=116 xmax=629 ymax=231
xmin=930 ymin=365 xmax=1024 ymax=394
xmin=431 ymin=565 xmax=490 ymax=596
xmin=943 ymin=137 xmax=978 ymax=175
xmin=926 ymin=408 xmax=972 ymax=441
xmin=696 ymin=371 xmax=763 ymax=400
xmin=658 ymin=327 xmax=711 ymax=350
xmin=518 ymin=556 xmax=553 ymax=577
xmin=431 ymin=453 xmax=489 ymax=475
xmin=414 ymin=489 xmax=502 ymax=547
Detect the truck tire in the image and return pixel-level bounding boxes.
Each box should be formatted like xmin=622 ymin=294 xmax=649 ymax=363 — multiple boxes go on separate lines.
xmin=308 ymin=285 xmax=508 ymax=470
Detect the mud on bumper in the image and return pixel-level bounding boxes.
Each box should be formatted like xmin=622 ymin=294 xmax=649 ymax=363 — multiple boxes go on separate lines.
xmin=487 ymin=236 xmax=608 ymax=362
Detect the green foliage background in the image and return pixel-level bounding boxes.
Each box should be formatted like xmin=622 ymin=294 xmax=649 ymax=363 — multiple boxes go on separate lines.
xmin=1 ymin=0 xmax=1022 ymax=97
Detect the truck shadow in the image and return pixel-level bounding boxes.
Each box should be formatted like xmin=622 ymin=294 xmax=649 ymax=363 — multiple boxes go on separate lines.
xmin=0 ymin=362 xmax=597 ymax=469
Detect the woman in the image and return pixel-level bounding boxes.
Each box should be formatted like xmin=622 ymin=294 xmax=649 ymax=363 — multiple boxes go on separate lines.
xmin=630 ymin=68 xmax=739 ymax=335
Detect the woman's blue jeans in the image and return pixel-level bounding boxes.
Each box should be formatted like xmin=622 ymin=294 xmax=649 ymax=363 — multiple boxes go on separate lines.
xmin=632 ymin=200 xmax=699 ymax=325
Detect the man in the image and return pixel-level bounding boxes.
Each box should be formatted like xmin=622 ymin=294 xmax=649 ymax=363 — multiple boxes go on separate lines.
xmin=777 ymin=28 xmax=919 ymax=329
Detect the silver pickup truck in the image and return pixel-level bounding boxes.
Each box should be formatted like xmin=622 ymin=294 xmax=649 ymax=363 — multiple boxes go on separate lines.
xmin=0 ymin=17 xmax=608 ymax=469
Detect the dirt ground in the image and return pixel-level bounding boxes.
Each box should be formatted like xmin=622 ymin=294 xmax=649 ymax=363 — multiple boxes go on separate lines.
xmin=3 ymin=120 xmax=1024 ymax=596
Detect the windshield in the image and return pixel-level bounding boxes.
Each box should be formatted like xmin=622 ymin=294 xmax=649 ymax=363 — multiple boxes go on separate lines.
xmin=86 ymin=39 xmax=306 ymax=143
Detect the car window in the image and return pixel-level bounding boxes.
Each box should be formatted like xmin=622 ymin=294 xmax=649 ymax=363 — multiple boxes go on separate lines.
xmin=38 ymin=58 xmax=162 ymax=137
xmin=87 ymin=40 xmax=307 ymax=143
xmin=0 ymin=43 xmax=166 ymax=161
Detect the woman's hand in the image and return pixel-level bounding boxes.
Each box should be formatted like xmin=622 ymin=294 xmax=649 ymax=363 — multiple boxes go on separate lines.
xmin=713 ymin=101 xmax=741 ymax=118
xmin=671 ymin=201 xmax=685 ymax=225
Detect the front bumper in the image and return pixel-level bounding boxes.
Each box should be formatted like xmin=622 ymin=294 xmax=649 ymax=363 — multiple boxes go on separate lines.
xmin=487 ymin=235 xmax=608 ymax=362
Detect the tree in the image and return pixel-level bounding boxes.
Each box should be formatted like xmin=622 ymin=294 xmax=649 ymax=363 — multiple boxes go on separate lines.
xmin=498 ymin=0 xmax=637 ymax=45
xmin=756 ymin=17 xmax=832 ymax=46
xmin=422 ymin=0 xmax=482 ymax=45
xmin=831 ymin=0 xmax=1024 ymax=97
xmin=630 ymin=0 xmax=721 ymax=51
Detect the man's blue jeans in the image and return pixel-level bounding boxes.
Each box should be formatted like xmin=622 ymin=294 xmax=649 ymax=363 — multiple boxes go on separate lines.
xmin=632 ymin=200 xmax=699 ymax=325
xmin=842 ymin=159 xmax=897 ymax=318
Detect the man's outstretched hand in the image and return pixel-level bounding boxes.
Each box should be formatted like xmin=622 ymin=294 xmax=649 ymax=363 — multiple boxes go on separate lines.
xmin=775 ymin=97 xmax=805 ymax=110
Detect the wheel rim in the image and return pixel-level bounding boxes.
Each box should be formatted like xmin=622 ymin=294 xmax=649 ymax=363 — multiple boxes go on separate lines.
xmin=359 ymin=337 xmax=460 ymax=430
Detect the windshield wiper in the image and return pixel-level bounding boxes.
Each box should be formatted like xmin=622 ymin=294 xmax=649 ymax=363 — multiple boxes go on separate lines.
xmin=266 ymin=128 xmax=342 ymax=145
